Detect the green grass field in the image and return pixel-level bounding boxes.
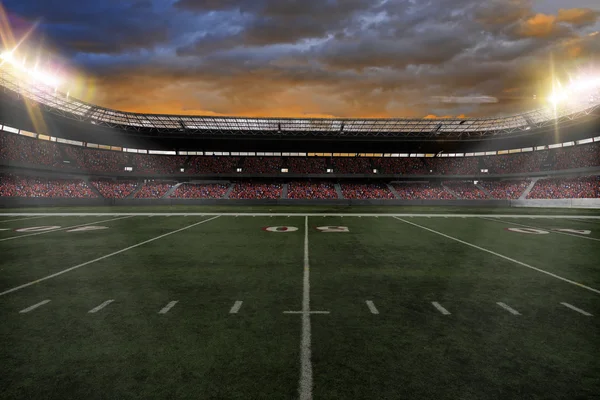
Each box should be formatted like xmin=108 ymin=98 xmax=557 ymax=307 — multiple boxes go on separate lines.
xmin=1 ymin=208 xmax=599 ymax=399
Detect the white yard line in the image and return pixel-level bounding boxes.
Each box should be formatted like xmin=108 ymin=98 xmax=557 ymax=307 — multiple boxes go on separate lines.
xmin=1 ymin=212 xmax=600 ymax=219
xmin=0 ymin=216 xmax=47 ymax=224
xmin=88 ymin=299 xmax=115 ymax=313
xmin=159 ymin=301 xmax=178 ymax=314
xmin=299 ymin=215 xmax=312 ymax=400
xmin=284 ymin=311 xmax=330 ymax=314
xmin=19 ymin=299 xmax=51 ymax=313
xmin=393 ymin=217 xmax=600 ymax=296
xmin=432 ymin=301 xmax=451 ymax=315
xmin=496 ymin=302 xmax=521 ymax=315
xmin=480 ymin=217 xmax=600 ymax=242
xmin=560 ymin=302 xmax=593 ymax=316
xmin=0 ymin=215 xmax=221 ymax=297
xmin=0 ymin=215 xmax=134 ymax=242
xmin=366 ymin=300 xmax=380 ymax=314
xmin=229 ymin=301 xmax=243 ymax=314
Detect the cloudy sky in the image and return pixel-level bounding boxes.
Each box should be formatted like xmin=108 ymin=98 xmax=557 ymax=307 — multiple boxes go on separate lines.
xmin=2 ymin=0 xmax=600 ymax=118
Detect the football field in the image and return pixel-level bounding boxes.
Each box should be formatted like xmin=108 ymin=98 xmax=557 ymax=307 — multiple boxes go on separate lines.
xmin=1 ymin=209 xmax=599 ymax=399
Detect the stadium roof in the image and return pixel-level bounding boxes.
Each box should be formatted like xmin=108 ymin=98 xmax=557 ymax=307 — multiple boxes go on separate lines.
xmin=1 ymin=63 xmax=600 ymax=139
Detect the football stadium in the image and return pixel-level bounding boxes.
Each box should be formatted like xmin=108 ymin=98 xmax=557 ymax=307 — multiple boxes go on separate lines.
xmin=1 ymin=1 xmax=600 ymax=399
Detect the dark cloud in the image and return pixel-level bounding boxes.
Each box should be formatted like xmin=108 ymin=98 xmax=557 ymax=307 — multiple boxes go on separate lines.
xmin=2 ymin=0 xmax=599 ymax=118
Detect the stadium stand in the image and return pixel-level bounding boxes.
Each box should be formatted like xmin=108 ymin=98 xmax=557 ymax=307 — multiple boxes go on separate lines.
xmin=333 ymin=158 xmax=373 ymax=174
xmin=170 ymin=183 xmax=229 ymax=199
xmin=340 ymin=183 xmax=395 ymax=199
xmin=242 ymin=157 xmax=283 ymax=173
xmin=0 ymin=132 xmax=69 ymax=169
xmin=133 ymin=154 xmax=186 ymax=174
xmin=229 ymin=182 xmax=283 ymax=199
xmin=134 ymin=181 xmax=174 ymax=198
xmin=64 ymin=146 xmax=130 ymax=173
xmin=425 ymin=157 xmax=480 ymax=175
xmin=0 ymin=173 xmax=96 ymax=198
xmin=478 ymin=180 xmax=529 ymax=199
xmin=287 ymin=181 xmax=338 ymax=199
xmin=392 ymin=182 xmax=454 ymax=200
xmin=527 ymin=176 xmax=600 ymax=199
xmin=90 ymin=179 xmax=138 ymax=199
xmin=374 ymin=158 xmax=429 ymax=174
xmin=443 ymin=181 xmax=489 ymax=199
xmin=287 ymin=157 xmax=328 ymax=174
xmin=187 ymin=156 xmax=240 ymax=173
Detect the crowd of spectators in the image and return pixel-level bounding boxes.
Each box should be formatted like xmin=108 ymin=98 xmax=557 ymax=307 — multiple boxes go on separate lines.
xmin=242 ymin=157 xmax=282 ymax=173
xmin=478 ymin=180 xmax=529 ymax=199
xmin=0 ymin=132 xmax=68 ymax=169
xmin=340 ymin=183 xmax=395 ymax=199
xmin=553 ymin=143 xmax=600 ymax=170
xmin=443 ymin=181 xmax=489 ymax=199
xmin=333 ymin=158 xmax=373 ymax=174
xmin=187 ymin=156 xmax=240 ymax=173
xmin=171 ymin=183 xmax=229 ymax=199
xmin=64 ymin=147 xmax=131 ymax=173
xmin=229 ymin=182 xmax=283 ymax=199
xmin=287 ymin=181 xmax=338 ymax=199
xmin=0 ymin=174 xmax=97 ymax=198
xmin=133 ymin=154 xmax=186 ymax=174
xmin=425 ymin=158 xmax=480 ymax=175
xmin=527 ymin=176 xmax=600 ymax=199
xmin=374 ymin=158 xmax=429 ymax=174
xmin=392 ymin=182 xmax=454 ymax=199
xmin=481 ymin=152 xmax=548 ymax=174
xmin=287 ymin=157 xmax=327 ymax=173
xmin=90 ymin=179 xmax=138 ymax=199
xmin=134 ymin=181 xmax=174 ymax=198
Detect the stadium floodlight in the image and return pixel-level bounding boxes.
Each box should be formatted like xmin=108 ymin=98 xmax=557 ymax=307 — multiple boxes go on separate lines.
xmin=0 ymin=48 xmax=63 ymax=89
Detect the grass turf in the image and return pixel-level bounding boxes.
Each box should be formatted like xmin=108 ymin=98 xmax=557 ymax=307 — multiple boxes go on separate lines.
xmin=0 ymin=212 xmax=599 ymax=399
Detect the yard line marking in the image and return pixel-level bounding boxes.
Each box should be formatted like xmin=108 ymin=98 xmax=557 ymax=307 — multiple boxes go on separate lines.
xmin=159 ymin=301 xmax=178 ymax=314
xmin=0 ymin=216 xmax=47 ymax=224
xmin=0 ymin=215 xmax=134 ymax=242
xmin=299 ymin=215 xmax=313 ymax=400
xmin=229 ymin=301 xmax=243 ymax=314
xmin=496 ymin=302 xmax=521 ymax=315
xmin=0 ymin=216 xmax=221 ymax=297
xmin=284 ymin=311 xmax=330 ymax=314
xmin=480 ymin=217 xmax=600 ymax=242
xmin=366 ymin=300 xmax=379 ymax=314
xmin=19 ymin=299 xmax=51 ymax=313
xmin=0 ymin=228 xmax=10 ymax=231
xmin=393 ymin=217 xmax=600 ymax=295
xmin=432 ymin=301 xmax=451 ymax=315
xmin=88 ymin=299 xmax=114 ymax=313
xmin=560 ymin=302 xmax=593 ymax=316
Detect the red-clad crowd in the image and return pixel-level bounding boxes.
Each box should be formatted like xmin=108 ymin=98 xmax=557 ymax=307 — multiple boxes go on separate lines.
xmin=0 ymin=132 xmax=68 ymax=169
xmin=171 ymin=183 xmax=229 ymax=199
xmin=90 ymin=179 xmax=138 ymax=199
xmin=425 ymin=158 xmax=480 ymax=175
xmin=333 ymin=158 xmax=373 ymax=174
xmin=134 ymin=181 xmax=174 ymax=198
xmin=527 ymin=176 xmax=600 ymax=199
xmin=133 ymin=154 xmax=186 ymax=174
xmin=479 ymin=180 xmax=529 ymax=199
xmin=64 ymin=147 xmax=130 ymax=172
xmin=229 ymin=182 xmax=283 ymax=199
xmin=481 ymin=152 xmax=547 ymax=174
xmin=242 ymin=157 xmax=282 ymax=173
xmin=0 ymin=174 xmax=96 ymax=198
xmin=443 ymin=181 xmax=489 ymax=199
xmin=287 ymin=181 xmax=338 ymax=199
xmin=554 ymin=144 xmax=600 ymax=170
xmin=374 ymin=158 xmax=429 ymax=174
xmin=187 ymin=156 xmax=240 ymax=173
xmin=287 ymin=157 xmax=327 ymax=173
xmin=392 ymin=182 xmax=454 ymax=199
xmin=340 ymin=183 xmax=395 ymax=199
